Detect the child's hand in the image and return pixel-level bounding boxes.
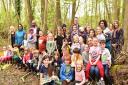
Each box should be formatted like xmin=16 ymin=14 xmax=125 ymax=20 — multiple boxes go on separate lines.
xmin=75 ymin=83 xmax=80 ymax=85
xmin=92 ymin=62 xmax=96 ymax=65
xmin=107 ymin=60 xmax=111 ymax=68
xmin=66 ymin=79 xmax=70 ymax=82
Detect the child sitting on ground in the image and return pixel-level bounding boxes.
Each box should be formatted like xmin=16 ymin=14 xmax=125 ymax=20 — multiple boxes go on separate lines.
xmin=73 ymin=61 xmax=86 ymax=85
xmin=60 ymin=56 xmax=74 ymax=85
xmin=6 ymin=45 xmax=13 ymax=64
xmin=52 ymin=51 xmax=62 ymax=78
xmin=0 ymin=46 xmax=7 ymax=64
xmin=13 ymin=45 xmax=22 ymax=68
xmin=100 ymin=40 xmax=112 ymax=85
xmin=39 ymin=55 xmax=55 ymax=85
xmin=22 ymin=48 xmax=33 ymax=72
xmin=31 ymin=49 xmax=39 ymax=72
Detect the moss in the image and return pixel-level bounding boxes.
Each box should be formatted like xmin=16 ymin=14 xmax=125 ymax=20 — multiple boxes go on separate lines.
xmin=110 ymin=65 xmax=123 ymax=74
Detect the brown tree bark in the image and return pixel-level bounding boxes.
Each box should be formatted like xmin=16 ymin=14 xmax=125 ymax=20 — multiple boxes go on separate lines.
xmin=43 ymin=0 xmax=48 ymax=34
xmin=56 ymin=0 xmax=62 ymax=26
xmin=104 ymin=0 xmax=111 ymax=23
xmin=113 ymin=0 xmax=120 ymax=20
xmin=71 ymin=0 xmax=76 ymax=25
xmin=41 ymin=0 xmax=45 ymax=29
xmin=123 ymin=0 xmax=128 ymax=51
xmin=26 ymin=0 xmax=33 ymax=27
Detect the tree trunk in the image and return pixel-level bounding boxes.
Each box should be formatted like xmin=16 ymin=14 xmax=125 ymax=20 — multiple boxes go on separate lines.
xmin=42 ymin=0 xmax=48 ymax=34
xmin=123 ymin=0 xmax=128 ymax=51
xmin=15 ymin=0 xmax=21 ymax=24
xmin=26 ymin=0 xmax=33 ymax=27
xmin=56 ymin=0 xmax=62 ymax=26
xmin=113 ymin=0 xmax=120 ymax=20
xmin=41 ymin=0 xmax=45 ymax=29
xmin=104 ymin=0 xmax=111 ymax=23
xmin=71 ymin=0 xmax=76 ymax=25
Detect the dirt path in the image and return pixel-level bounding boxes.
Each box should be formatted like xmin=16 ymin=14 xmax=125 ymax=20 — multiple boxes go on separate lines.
xmin=0 ymin=65 xmax=39 ymax=85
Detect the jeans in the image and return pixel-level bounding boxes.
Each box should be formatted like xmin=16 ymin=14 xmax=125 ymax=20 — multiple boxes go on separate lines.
xmin=103 ymin=64 xmax=112 ymax=85
xmin=90 ymin=66 xmax=99 ymax=80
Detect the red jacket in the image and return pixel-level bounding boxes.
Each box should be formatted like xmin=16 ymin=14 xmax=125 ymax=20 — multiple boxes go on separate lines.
xmin=38 ymin=35 xmax=47 ymax=53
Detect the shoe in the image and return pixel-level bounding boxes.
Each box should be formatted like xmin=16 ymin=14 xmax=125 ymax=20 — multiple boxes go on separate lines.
xmin=97 ymin=80 xmax=105 ymax=85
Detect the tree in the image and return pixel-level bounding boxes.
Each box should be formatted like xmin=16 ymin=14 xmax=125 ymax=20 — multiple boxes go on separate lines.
xmin=41 ymin=0 xmax=45 ymax=29
xmin=123 ymin=0 xmax=128 ymax=51
xmin=55 ymin=0 xmax=62 ymax=26
xmin=42 ymin=0 xmax=48 ymax=33
xmin=113 ymin=0 xmax=120 ymax=20
xmin=26 ymin=0 xmax=33 ymax=27
xmin=15 ymin=0 xmax=21 ymax=24
xmin=71 ymin=0 xmax=76 ymax=25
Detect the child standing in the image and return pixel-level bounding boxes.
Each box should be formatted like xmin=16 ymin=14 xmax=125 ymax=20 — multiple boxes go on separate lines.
xmin=71 ymin=35 xmax=80 ymax=54
xmin=85 ymin=37 xmax=104 ymax=82
xmin=60 ymin=56 xmax=74 ymax=85
xmin=27 ymin=29 xmax=36 ymax=49
xmin=100 ymin=40 xmax=112 ymax=85
xmin=38 ymin=30 xmax=47 ymax=53
xmin=46 ymin=32 xmax=56 ymax=56
xmin=82 ymin=45 xmax=89 ymax=65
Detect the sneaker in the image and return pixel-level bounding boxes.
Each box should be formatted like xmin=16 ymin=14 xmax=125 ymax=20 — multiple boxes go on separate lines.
xmin=97 ymin=80 xmax=105 ymax=85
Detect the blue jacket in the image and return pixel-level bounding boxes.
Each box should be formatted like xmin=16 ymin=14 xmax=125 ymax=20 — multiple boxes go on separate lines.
xmin=60 ymin=63 xmax=73 ymax=81
xmin=15 ymin=29 xmax=25 ymax=46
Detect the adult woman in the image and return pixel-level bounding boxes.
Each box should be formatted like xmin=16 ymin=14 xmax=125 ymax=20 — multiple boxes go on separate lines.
xmin=15 ymin=24 xmax=26 ymax=48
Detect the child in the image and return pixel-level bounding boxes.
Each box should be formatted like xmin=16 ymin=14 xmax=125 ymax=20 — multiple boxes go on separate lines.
xmin=52 ymin=51 xmax=62 ymax=78
xmin=46 ymin=32 xmax=56 ymax=56
xmin=39 ymin=55 xmax=55 ymax=85
xmin=55 ymin=26 xmax=64 ymax=58
xmin=87 ymin=37 xmax=93 ymax=48
xmin=22 ymin=48 xmax=33 ymax=71
xmin=13 ymin=45 xmax=22 ymax=68
xmin=62 ymin=38 xmax=70 ymax=61
xmin=9 ymin=26 xmax=15 ymax=47
xmin=79 ymin=36 xmax=85 ymax=53
xmin=31 ymin=49 xmax=39 ymax=72
xmin=27 ymin=29 xmax=36 ymax=49
xmin=96 ymin=26 xmax=106 ymax=41
xmin=82 ymin=45 xmax=89 ymax=65
xmin=71 ymin=35 xmax=80 ymax=54
xmin=0 ymin=46 xmax=7 ymax=63
xmin=71 ymin=48 xmax=83 ymax=67
xmin=85 ymin=37 xmax=104 ymax=82
xmin=52 ymin=51 xmax=62 ymax=68
xmin=60 ymin=56 xmax=74 ymax=85
xmin=73 ymin=62 xmax=86 ymax=85
xmin=6 ymin=45 xmax=13 ymax=63
xmin=100 ymin=40 xmax=112 ymax=85
xmin=38 ymin=30 xmax=47 ymax=53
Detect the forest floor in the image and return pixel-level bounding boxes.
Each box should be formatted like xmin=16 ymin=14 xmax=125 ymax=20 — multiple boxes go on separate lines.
xmin=0 ymin=64 xmax=39 ymax=85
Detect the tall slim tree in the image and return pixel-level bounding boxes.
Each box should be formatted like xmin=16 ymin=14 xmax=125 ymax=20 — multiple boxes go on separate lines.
xmin=15 ymin=0 xmax=21 ymax=24
xmin=123 ymin=0 xmax=128 ymax=51
xmin=113 ymin=0 xmax=120 ymax=20
xmin=71 ymin=0 xmax=76 ymax=25
xmin=41 ymin=0 xmax=45 ymax=29
xmin=26 ymin=0 xmax=33 ymax=27
xmin=43 ymin=0 xmax=48 ymax=33
xmin=56 ymin=0 xmax=62 ymax=26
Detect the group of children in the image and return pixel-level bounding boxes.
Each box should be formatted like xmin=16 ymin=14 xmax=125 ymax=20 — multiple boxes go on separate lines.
xmin=0 ymin=18 xmax=124 ymax=85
